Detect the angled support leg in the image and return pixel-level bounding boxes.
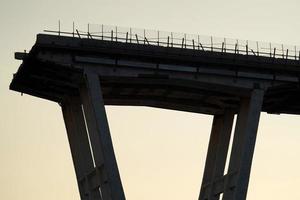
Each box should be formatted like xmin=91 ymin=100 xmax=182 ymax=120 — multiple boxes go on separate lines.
xmin=62 ymin=96 xmax=102 ymax=200
xmin=199 ymin=111 xmax=235 ymax=200
xmin=79 ymin=68 xmax=126 ymax=200
xmin=222 ymin=89 xmax=264 ymax=200
xmin=199 ymin=89 xmax=264 ymax=200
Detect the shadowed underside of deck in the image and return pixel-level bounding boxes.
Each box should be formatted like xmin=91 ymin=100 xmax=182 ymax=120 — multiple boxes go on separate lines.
xmin=10 ymin=34 xmax=300 ymax=115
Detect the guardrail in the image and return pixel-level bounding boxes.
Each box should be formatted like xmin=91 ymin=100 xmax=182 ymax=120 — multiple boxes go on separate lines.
xmin=44 ymin=23 xmax=300 ymax=61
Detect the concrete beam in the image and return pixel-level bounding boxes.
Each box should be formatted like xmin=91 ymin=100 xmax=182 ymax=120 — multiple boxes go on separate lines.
xmin=199 ymin=111 xmax=234 ymax=200
xmin=223 ymin=89 xmax=264 ymax=200
xmin=201 ymin=172 xmax=238 ymax=199
xmin=62 ymin=97 xmax=102 ymax=199
xmin=79 ymin=67 xmax=125 ymax=200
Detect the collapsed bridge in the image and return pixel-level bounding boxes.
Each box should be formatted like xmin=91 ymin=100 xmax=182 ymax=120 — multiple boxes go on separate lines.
xmin=10 ymin=25 xmax=300 ymax=200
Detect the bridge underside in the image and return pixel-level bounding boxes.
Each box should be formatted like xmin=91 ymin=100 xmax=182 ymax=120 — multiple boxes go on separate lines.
xmin=10 ymin=34 xmax=300 ymax=200
xmin=11 ymin=34 xmax=300 ymax=115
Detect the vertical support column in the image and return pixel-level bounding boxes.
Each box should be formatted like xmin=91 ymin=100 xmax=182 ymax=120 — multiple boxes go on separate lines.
xmin=223 ymin=89 xmax=264 ymax=200
xmin=62 ymin=97 xmax=102 ymax=200
xmin=79 ymin=68 xmax=126 ymax=200
xmin=199 ymin=111 xmax=234 ymax=200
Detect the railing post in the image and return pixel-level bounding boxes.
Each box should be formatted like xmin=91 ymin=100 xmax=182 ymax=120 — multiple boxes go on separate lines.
xmin=246 ymin=40 xmax=249 ymax=56
xmin=115 ymin=26 xmax=118 ymax=42
xmin=58 ymin=20 xmax=61 ymax=36
xmin=135 ymin=34 xmax=139 ymax=44
xmin=157 ymin=31 xmax=160 ymax=46
xmin=198 ymin=35 xmax=200 ymax=50
xmin=76 ymin=29 xmax=81 ymax=39
xmin=235 ymin=43 xmax=238 ymax=54
xmin=192 ymin=39 xmax=195 ymax=50
xmin=171 ymin=32 xmax=174 ymax=47
xmin=143 ymin=29 xmax=146 ymax=45
xmin=72 ymin=22 xmax=75 ymax=37
xmin=101 ymin=24 xmax=104 ymax=40
xmin=222 ymin=42 xmax=224 ymax=53
xmin=184 ymin=34 xmax=187 ymax=48
xmin=130 ymin=28 xmax=132 ymax=43
xmin=211 ymin=36 xmax=213 ymax=51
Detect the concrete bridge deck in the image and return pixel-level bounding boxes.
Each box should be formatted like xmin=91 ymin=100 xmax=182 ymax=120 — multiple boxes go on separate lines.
xmin=10 ymin=34 xmax=300 ymax=115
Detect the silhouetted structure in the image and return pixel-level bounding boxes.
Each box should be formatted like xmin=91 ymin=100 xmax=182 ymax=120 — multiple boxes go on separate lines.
xmin=10 ymin=26 xmax=300 ymax=200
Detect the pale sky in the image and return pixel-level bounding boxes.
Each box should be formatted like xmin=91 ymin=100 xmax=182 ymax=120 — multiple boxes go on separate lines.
xmin=1 ymin=0 xmax=300 ymax=199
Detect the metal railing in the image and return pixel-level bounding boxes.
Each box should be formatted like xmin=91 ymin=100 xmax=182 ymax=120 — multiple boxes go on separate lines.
xmin=44 ymin=23 xmax=300 ymax=61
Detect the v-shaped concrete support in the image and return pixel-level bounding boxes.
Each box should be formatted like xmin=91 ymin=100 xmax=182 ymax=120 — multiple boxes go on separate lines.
xmin=199 ymin=89 xmax=264 ymax=200
xmin=62 ymin=67 xmax=126 ymax=200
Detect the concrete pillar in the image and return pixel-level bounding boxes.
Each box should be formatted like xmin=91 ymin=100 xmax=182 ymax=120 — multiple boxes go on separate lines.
xmin=199 ymin=111 xmax=234 ymax=200
xmin=222 ymin=89 xmax=264 ymax=200
xmin=79 ymin=67 xmax=126 ymax=200
xmin=62 ymin=97 xmax=102 ymax=199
